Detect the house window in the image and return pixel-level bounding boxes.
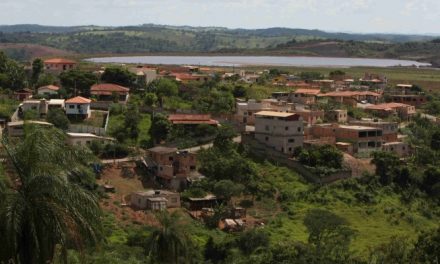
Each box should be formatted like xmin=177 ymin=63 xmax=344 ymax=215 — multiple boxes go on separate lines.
xmin=288 ymin=139 xmax=295 ymax=143
xmin=265 ymin=136 xmax=269 ymax=141
xmin=285 ymin=126 xmax=289 ymax=131
xmin=69 ymin=105 xmax=75 ymax=109
xmin=169 ymin=156 xmax=173 ymax=161
xmin=297 ymin=127 xmax=301 ymax=132
xmin=190 ymin=166 xmax=196 ymax=170
xmin=160 ymin=167 xmax=163 ymax=171
xmin=288 ymin=147 xmax=292 ymax=152
xmin=265 ymin=125 xmax=270 ymax=131
xmin=86 ymin=141 xmax=91 ymax=145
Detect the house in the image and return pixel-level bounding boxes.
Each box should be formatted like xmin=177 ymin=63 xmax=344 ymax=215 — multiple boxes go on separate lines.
xmin=146 ymin=146 xmax=199 ymax=190
xmin=349 ymin=120 xmax=399 ymax=142
xmin=187 ymin=194 xmax=220 ymax=211
xmin=18 ymin=99 xmax=48 ymax=118
xmin=271 ymin=92 xmax=290 ymax=101
xmin=235 ymin=99 xmax=294 ymax=125
xmin=289 ymin=88 xmax=321 ymax=105
xmin=48 ymin=99 xmax=65 ymax=110
xmin=291 ymin=109 xmax=324 ymax=126
xmin=254 ymin=111 xmax=304 ymax=154
xmin=130 ymin=190 xmax=181 ymax=210
xmin=37 ymin=85 xmax=60 ymax=96
xmin=130 ymin=67 xmax=158 ymax=85
xmin=44 ymin=58 xmax=76 ymax=72
xmin=325 ymin=109 xmax=348 ymax=123
xmin=312 ymin=79 xmax=335 ymax=90
xmin=168 ymin=114 xmax=219 ymax=127
xmin=319 ymin=91 xmax=381 ymax=106
xmin=65 ymin=96 xmax=92 ymax=119
xmin=365 ymin=103 xmax=416 ymax=120
xmin=308 ymin=124 xmax=384 ymax=154
xmin=382 ymin=142 xmax=411 ymax=157
xmin=7 ymin=120 xmax=53 ymax=137
xmin=389 ymin=94 xmax=427 ymax=107
xmin=66 ymin=132 xmax=114 ymax=146
xmin=14 ymin=88 xmax=33 ymax=101
xmin=90 ymin=83 xmax=130 ymax=103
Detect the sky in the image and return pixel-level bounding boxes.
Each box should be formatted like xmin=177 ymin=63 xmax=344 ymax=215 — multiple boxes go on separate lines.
xmin=1 ymin=0 xmax=440 ymax=34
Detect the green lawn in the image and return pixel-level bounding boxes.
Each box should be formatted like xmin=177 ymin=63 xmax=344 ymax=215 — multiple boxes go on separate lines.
xmin=107 ymin=113 xmax=151 ymax=146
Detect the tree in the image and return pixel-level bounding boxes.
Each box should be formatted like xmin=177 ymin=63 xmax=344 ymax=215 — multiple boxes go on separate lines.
xmin=371 ymin=151 xmax=401 ymax=185
xmin=145 ymin=211 xmax=191 ymax=263
xmin=59 ymin=69 xmax=97 ymax=97
xmin=124 ymin=103 xmax=141 ymax=139
xmin=303 ymin=209 xmax=355 ymax=262
xmin=0 ymin=127 xmax=102 ymax=264
xmin=0 ymin=51 xmax=26 ymax=90
xmin=213 ymin=125 xmax=236 ymax=150
xmin=101 ymin=66 xmax=136 ymax=88
xmin=149 ymin=113 xmax=172 ymax=144
xmin=213 ymin=180 xmax=244 ymax=202
xmin=431 ymin=130 xmax=440 ymax=151
xmin=144 ymin=92 xmax=158 ymax=107
xmin=154 ymin=79 xmax=178 ymax=107
xmin=410 ymin=228 xmax=440 ymax=263
xmin=237 ymin=229 xmax=270 ymax=255
xmin=232 ymin=85 xmax=247 ymax=98
xmin=31 ymin=58 xmax=44 ymax=86
xmin=46 ymin=108 xmax=70 ymax=130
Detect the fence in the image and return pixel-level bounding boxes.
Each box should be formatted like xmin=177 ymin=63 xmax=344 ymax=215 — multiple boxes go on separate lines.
xmin=242 ymin=134 xmax=352 ymax=184
xmin=68 ymin=124 xmax=107 ymax=136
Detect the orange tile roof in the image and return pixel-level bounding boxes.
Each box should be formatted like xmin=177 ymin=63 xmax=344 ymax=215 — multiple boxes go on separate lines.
xmin=65 ymin=96 xmax=91 ymax=104
xmin=294 ymin=88 xmax=321 ymax=95
xmin=44 ymin=58 xmax=76 ymax=64
xmin=320 ymin=91 xmax=381 ymax=97
xmin=168 ymin=114 xmax=219 ymax=125
xmin=91 ymin=83 xmax=130 ymax=95
xmin=38 ymin=85 xmax=59 ymax=91
xmin=365 ymin=103 xmax=412 ymax=110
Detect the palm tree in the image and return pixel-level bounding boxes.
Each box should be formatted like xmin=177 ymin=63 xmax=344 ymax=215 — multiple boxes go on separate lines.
xmin=145 ymin=211 xmax=191 ymax=264
xmin=0 ymin=125 xmax=103 ymax=264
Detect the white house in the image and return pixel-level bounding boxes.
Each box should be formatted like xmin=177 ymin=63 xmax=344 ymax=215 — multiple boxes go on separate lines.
xmin=37 ymin=85 xmax=60 ymax=96
xmin=65 ymin=96 xmax=91 ymax=119
xmin=66 ymin=132 xmax=114 ymax=146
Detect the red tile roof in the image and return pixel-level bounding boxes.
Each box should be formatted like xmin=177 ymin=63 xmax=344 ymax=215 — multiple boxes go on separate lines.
xmin=171 ymin=73 xmax=201 ymax=81
xmin=320 ymin=91 xmax=381 ymax=97
xmin=91 ymin=83 xmax=130 ymax=95
xmin=365 ymin=103 xmax=412 ymax=110
xmin=38 ymin=85 xmax=59 ymax=91
xmin=65 ymin=96 xmax=91 ymax=104
xmin=294 ymin=88 xmax=321 ymax=95
xmin=44 ymin=58 xmax=76 ymax=64
xmin=168 ymin=114 xmax=219 ymax=125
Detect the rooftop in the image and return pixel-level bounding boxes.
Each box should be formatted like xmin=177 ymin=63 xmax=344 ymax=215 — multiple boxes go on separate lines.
xmin=294 ymin=88 xmax=321 ymax=95
xmin=91 ymin=83 xmax=130 ymax=95
xmin=148 ymin=146 xmax=178 ymax=154
xmin=65 ymin=96 xmax=92 ymax=104
xmin=44 ymin=58 xmax=76 ymax=64
xmin=365 ymin=103 xmax=412 ymax=110
xmin=255 ymin=111 xmax=297 ymax=118
xmin=338 ymin=125 xmax=380 ymax=131
xmin=38 ymin=85 xmax=60 ymax=91
xmin=7 ymin=120 xmax=53 ymax=127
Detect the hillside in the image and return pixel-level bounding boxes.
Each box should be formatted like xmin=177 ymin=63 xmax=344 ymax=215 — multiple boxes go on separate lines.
xmin=1 ymin=24 xmax=440 ymax=65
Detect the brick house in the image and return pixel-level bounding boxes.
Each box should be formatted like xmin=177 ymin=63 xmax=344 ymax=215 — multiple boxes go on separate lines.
xmin=146 ymin=146 xmax=199 ymax=190
xmin=44 ymin=58 xmax=76 ymax=72
xmin=254 ymin=111 xmax=304 ymax=154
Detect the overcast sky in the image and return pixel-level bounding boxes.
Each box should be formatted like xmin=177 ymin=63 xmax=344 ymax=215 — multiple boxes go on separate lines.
xmin=1 ymin=0 xmax=440 ymax=34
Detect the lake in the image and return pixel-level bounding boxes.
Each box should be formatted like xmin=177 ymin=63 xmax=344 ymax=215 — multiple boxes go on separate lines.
xmin=85 ymin=56 xmax=431 ymax=68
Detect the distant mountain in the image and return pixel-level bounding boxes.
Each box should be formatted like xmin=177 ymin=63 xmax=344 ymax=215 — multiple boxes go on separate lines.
xmin=0 ymin=24 xmax=436 ymax=43
xmin=1 ymin=24 xmax=440 ymax=66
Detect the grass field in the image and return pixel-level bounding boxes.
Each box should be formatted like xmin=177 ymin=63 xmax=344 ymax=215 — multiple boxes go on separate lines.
xmin=247 ymin=162 xmax=439 ymax=258
xmin=107 ymin=113 xmax=151 ymax=146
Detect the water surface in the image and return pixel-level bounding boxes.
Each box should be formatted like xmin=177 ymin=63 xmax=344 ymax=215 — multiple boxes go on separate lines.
xmin=86 ymin=56 xmax=431 ymax=68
